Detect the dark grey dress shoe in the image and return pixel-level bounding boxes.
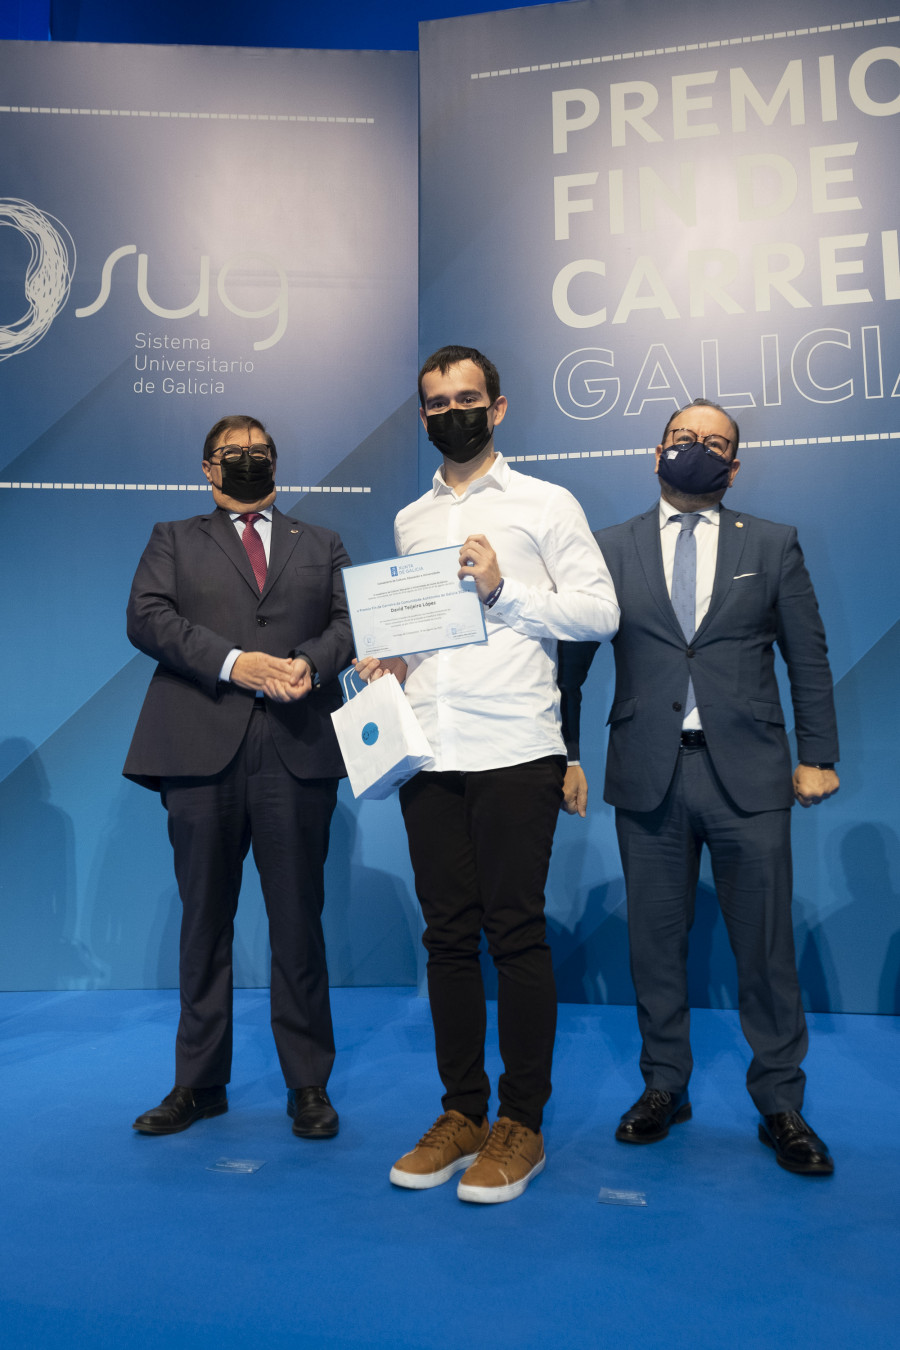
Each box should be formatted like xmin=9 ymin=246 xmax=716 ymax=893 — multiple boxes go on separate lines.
xmin=132 ymin=1084 xmax=228 ymax=1134
xmin=615 ymin=1088 xmax=692 ymax=1143
xmin=759 ymin=1111 xmax=834 ymax=1175
xmin=287 ymin=1086 xmax=339 ymax=1138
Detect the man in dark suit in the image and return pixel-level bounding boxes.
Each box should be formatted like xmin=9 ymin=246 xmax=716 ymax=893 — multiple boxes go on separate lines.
xmin=559 ymin=398 xmax=840 ymax=1175
xmin=124 ymin=414 xmax=353 ymax=1139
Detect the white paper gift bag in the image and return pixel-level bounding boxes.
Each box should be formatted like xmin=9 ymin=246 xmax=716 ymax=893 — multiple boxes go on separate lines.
xmin=331 ymin=675 xmax=433 ymax=800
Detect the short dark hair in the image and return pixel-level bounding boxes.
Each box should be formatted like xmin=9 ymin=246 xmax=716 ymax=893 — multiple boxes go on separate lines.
xmin=661 ymin=398 xmax=740 ymax=456
xmin=418 ymin=345 xmax=501 ymax=408
xmin=202 ymin=414 xmax=277 ymax=462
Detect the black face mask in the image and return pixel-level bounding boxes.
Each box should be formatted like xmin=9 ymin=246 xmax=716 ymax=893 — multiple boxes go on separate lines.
xmin=217 ymin=452 xmax=275 ymax=503
xmin=425 ymin=406 xmax=494 ymax=463
xmin=657 ymin=442 xmax=732 ymax=497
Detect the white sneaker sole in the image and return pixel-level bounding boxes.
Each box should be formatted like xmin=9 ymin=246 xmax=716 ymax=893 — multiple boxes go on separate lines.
xmin=389 ymin=1151 xmax=481 ymax=1190
xmin=457 ymin=1154 xmax=545 ymax=1204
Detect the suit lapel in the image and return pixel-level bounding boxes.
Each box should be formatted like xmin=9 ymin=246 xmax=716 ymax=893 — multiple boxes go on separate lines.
xmin=633 ymin=506 xmax=685 ymax=640
xmin=263 ymin=507 xmax=304 ymax=596
xmin=695 ymin=505 xmax=748 ymax=637
xmin=201 ymin=508 xmax=260 ymax=597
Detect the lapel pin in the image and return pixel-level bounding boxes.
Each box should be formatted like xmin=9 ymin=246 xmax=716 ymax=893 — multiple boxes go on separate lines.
xmin=291 ymin=528 xmax=299 ymax=533
xmin=736 ymin=521 xmax=744 ymax=528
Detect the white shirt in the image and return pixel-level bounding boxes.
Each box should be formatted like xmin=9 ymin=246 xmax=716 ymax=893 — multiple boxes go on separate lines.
xmin=220 ymin=506 xmax=274 ymax=684
xmin=395 ymin=453 xmax=619 ymax=772
xmin=658 ymin=497 xmax=720 ymax=732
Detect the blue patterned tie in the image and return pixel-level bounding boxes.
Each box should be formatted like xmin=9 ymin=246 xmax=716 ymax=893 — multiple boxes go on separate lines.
xmin=671 ymin=513 xmax=700 ymax=717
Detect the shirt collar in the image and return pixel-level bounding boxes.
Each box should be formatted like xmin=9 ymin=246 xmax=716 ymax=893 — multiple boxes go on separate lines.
xmin=229 ymin=505 xmax=274 ymax=522
xmin=432 ymin=450 xmax=510 ymax=499
xmin=658 ymin=497 xmax=720 ymax=530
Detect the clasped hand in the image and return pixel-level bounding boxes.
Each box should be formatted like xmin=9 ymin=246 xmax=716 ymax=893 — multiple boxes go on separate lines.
xmin=232 ymin=652 xmax=313 ymax=702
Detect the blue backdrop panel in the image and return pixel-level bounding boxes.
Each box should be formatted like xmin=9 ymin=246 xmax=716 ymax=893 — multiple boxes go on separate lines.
xmin=0 ymin=40 xmax=420 ymax=991
xmin=419 ymin=0 xmax=900 ymax=1012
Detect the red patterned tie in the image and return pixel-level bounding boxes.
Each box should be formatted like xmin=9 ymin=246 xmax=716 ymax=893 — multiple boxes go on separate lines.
xmin=239 ymin=512 xmax=267 ymax=591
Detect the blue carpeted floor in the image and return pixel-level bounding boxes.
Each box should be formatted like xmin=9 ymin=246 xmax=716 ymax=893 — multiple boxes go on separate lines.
xmin=2 ymin=988 xmax=898 ymax=1348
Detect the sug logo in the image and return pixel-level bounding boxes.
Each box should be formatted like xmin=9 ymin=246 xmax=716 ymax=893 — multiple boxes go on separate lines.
xmin=0 ymin=198 xmax=76 ymax=363
xmin=76 ymin=246 xmax=288 ymax=350
xmin=0 ymin=199 xmax=288 ymax=359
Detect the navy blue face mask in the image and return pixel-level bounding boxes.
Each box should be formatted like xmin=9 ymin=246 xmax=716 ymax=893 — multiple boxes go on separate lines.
xmin=657 ymin=441 xmax=732 ymax=496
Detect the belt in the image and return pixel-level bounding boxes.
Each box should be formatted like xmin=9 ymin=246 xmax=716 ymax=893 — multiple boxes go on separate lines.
xmin=680 ymin=729 xmax=705 ymax=748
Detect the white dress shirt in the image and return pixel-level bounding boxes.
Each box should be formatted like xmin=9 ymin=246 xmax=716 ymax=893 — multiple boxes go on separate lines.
xmin=219 ymin=506 xmax=274 ymax=684
xmin=658 ymin=497 xmax=720 ymax=732
xmin=395 ymin=453 xmax=619 ymax=772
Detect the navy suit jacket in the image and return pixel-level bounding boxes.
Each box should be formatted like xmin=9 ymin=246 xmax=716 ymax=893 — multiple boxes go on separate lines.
xmin=123 ymin=504 xmax=353 ymax=790
xmin=558 ymin=503 xmax=839 ymax=815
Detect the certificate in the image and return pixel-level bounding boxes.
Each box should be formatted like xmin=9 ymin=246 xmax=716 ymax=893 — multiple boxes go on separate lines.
xmin=342 ymin=547 xmax=487 ymax=658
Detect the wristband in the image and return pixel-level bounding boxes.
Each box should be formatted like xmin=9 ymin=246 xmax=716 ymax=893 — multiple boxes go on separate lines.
xmin=483 ymin=579 xmax=504 ymax=609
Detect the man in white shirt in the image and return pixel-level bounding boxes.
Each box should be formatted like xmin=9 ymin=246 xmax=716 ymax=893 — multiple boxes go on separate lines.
xmin=358 ymin=346 xmax=619 ymax=1203
xmin=559 ymin=398 xmax=840 ymax=1176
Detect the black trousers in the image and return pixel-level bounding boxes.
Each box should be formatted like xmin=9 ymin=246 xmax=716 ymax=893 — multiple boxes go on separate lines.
xmin=399 ymin=756 xmax=565 ymax=1133
xmin=615 ymin=744 xmax=808 ymax=1115
xmin=161 ymin=705 xmax=338 ymax=1090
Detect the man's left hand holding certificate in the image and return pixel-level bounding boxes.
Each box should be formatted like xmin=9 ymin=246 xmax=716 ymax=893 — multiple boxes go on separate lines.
xmin=342 ymin=546 xmax=487 ymax=662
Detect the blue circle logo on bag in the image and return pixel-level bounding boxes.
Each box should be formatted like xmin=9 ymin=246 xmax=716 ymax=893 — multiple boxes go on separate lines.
xmin=361 ymin=722 xmax=379 ymax=745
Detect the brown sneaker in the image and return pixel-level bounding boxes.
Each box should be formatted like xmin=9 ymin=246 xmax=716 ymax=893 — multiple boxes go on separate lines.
xmin=389 ymin=1110 xmax=489 ymax=1190
xmin=456 ymin=1117 xmax=545 ymax=1204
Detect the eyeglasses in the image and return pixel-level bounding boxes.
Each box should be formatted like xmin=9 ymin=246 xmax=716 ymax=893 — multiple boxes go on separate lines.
xmin=210 ymin=444 xmax=273 ymax=464
xmin=665 ymin=428 xmax=732 ymax=458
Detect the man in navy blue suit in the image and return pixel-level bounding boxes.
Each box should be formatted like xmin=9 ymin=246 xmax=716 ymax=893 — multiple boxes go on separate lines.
xmin=124 ymin=414 xmax=352 ymax=1140
xmin=559 ymin=398 xmax=840 ymax=1175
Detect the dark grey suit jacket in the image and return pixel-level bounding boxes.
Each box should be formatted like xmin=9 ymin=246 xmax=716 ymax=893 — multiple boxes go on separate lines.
xmin=123 ymin=504 xmax=353 ymax=790
xmin=558 ymin=503 xmax=839 ymax=815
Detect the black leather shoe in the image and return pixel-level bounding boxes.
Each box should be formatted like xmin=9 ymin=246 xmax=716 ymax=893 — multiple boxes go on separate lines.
xmin=615 ymin=1088 xmax=692 ymax=1144
xmin=287 ymin=1086 xmax=339 ymax=1138
xmin=758 ymin=1111 xmax=834 ymax=1175
xmin=133 ymin=1084 xmax=228 ymax=1135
